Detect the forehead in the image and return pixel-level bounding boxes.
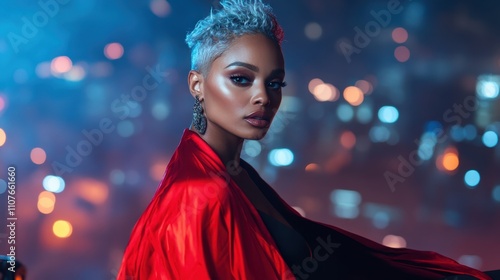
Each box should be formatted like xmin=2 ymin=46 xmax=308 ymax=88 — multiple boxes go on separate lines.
xmin=212 ymin=34 xmax=284 ymax=70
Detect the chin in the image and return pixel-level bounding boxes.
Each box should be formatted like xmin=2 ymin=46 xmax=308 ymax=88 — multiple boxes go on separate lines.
xmin=244 ymin=129 xmax=269 ymax=140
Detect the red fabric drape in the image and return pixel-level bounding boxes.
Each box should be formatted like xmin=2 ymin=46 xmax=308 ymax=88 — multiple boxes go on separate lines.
xmin=118 ymin=129 xmax=491 ymax=280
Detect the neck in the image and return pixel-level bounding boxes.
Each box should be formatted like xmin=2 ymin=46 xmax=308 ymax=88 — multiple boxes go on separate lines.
xmin=190 ymin=125 xmax=244 ymax=175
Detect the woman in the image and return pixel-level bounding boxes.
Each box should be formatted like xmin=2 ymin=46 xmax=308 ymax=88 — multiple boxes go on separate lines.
xmin=118 ymin=1 xmax=496 ymax=279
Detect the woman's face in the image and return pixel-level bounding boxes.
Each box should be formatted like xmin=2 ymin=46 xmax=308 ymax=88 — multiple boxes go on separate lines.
xmin=194 ymin=33 xmax=285 ymax=140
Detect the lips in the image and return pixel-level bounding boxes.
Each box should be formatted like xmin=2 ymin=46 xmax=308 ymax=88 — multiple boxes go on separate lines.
xmin=244 ymin=111 xmax=273 ymax=128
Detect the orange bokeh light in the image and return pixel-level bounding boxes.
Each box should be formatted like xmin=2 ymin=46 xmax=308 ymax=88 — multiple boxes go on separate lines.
xmin=343 ymin=86 xmax=364 ymax=106
xmin=150 ymin=160 xmax=167 ymax=181
xmin=382 ymin=234 xmax=407 ymax=248
xmin=340 ymin=131 xmax=356 ymax=150
xmin=0 ymin=128 xmax=6 ymax=147
xmin=437 ymin=148 xmax=459 ymax=172
xmin=305 ymin=163 xmax=320 ymax=172
xmin=53 ymin=220 xmax=73 ymax=238
xmin=38 ymin=191 xmax=56 ymax=214
xmin=308 ymin=78 xmax=324 ymax=94
xmin=313 ymin=83 xmax=333 ymax=102
xmin=75 ymin=179 xmax=109 ymax=205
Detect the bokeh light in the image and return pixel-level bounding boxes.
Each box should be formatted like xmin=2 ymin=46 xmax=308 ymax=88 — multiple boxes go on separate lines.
xmin=369 ymin=126 xmax=390 ymax=142
xmin=51 ymin=56 xmax=73 ymax=74
xmin=308 ymin=78 xmax=323 ymax=94
xmin=0 ymin=95 xmax=5 ymax=112
xmin=463 ymin=124 xmax=477 ymax=141
xmin=382 ymin=235 xmax=407 ymax=248
xmin=492 ymin=185 xmax=500 ymax=202
xmin=150 ymin=0 xmax=171 ymax=17
xmin=340 ymin=131 xmax=356 ymax=150
xmin=31 ymin=147 xmax=47 ymax=165
xmin=476 ymin=75 xmax=500 ymax=99
xmin=75 ymin=179 xmax=109 ymax=205
xmin=0 ymin=179 xmax=6 ymax=194
xmin=392 ymin=27 xmax=408 ymax=43
xmin=305 ymin=163 xmax=320 ymax=172
xmin=464 ymin=170 xmax=480 ymax=188
xmin=417 ymin=132 xmax=438 ymax=160
xmin=109 ymin=169 xmax=126 ymax=185
xmin=0 ymin=128 xmax=6 ymax=146
xmin=450 ymin=125 xmax=465 ymax=142
xmin=436 ymin=147 xmax=459 ymax=172
xmin=117 ymin=120 xmax=135 ymax=137
xmin=313 ymin=83 xmax=338 ymax=102
xmin=372 ymin=212 xmax=390 ymax=229
xmin=304 ymin=22 xmax=322 ymax=40
xmin=394 ymin=46 xmax=410 ymax=62
xmin=458 ymin=255 xmax=482 ymax=270
xmin=64 ymin=64 xmax=86 ymax=81
xmin=292 ymin=206 xmax=306 ymax=217
xmin=355 ymin=80 xmax=373 ymax=94
xmin=378 ymin=106 xmax=399 ymax=123
xmin=343 ymin=86 xmax=364 ymax=106
xmin=330 ymin=189 xmax=361 ymax=219
xmin=244 ymin=140 xmax=262 ymax=157
xmin=482 ymin=130 xmax=498 ymax=148
xmin=43 ymin=175 xmax=66 ymax=193
xmin=36 ymin=62 xmax=52 ymax=78
xmin=104 ymin=42 xmax=124 ymax=60
xmin=150 ymin=160 xmax=167 ymax=181
xmin=356 ymin=104 xmax=373 ymax=124
xmin=38 ymin=191 xmax=56 ymax=214
xmin=269 ymin=148 xmax=294 ymax=167
xmin=53 ymin=220 xmax=73 ymax=238
xmin=152 ymin=102 xmax=170 ymax=120
xmin=337 ymin=104 xmax=354 ymax=122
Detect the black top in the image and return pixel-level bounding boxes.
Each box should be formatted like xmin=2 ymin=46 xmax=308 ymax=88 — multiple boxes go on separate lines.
xmin=258 ymin=210 xmax=311 ymax=269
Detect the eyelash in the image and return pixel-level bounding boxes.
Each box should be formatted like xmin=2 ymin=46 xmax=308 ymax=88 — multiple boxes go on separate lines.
xmin=230 ymin=75 xmax=287 ymax=89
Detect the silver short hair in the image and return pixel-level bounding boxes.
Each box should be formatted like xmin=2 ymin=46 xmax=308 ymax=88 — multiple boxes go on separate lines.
xmin=185 ymin=0 xmax=284 ymax=75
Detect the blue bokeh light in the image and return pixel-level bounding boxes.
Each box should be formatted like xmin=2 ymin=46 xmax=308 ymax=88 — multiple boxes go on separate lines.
xmin=0 ymin=179 xmax=6 ymax=194
xmin=369 ymin=126 xmax=390 ymax=142
xmin=268 ymin=148 xmax=294 ymax=167
xmin=337 ymin=104 xmax=354 ymax=122
xmin=482 ymin=131 xmax=498 ymax=148
xmin=464 ymin=170 xmax=480 ymax=188
xmin=42 ymin=175 xmax=66 ymax=193
xmin=492 ymin=185 xmax=500 ymax=202
xmin=378 ymin=106 xmax=399 ymax=123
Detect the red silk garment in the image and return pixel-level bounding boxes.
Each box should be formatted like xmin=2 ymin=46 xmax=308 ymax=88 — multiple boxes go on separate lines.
xmin=118 ymin=129 xmax=491 ymax=280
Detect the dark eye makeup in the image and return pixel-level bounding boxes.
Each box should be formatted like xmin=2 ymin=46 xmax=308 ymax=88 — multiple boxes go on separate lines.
xmin=229 ymin=75 xmax=286 ymax=90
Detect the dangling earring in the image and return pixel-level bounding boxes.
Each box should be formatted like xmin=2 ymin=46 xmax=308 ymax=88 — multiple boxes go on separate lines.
xmin=193 ymin=95 xmax=207 ymax=134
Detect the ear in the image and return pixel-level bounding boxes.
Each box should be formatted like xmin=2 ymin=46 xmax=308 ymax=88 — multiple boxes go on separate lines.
xmin=188 ymin=70 xmax=204 ymax=100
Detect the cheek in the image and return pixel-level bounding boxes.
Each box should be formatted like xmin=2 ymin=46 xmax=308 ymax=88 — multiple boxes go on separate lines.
xmin=205 ymin=77 xmax=247 ymax=115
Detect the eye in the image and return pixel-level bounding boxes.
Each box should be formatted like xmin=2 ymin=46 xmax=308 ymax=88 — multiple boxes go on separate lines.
xmin=230 ymin=75 xmax=251 ymax=86
xmin=267 ymin=81 xmax=287 ymax=90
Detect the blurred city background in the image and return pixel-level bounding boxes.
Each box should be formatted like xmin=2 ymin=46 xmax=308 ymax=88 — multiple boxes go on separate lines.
xmin=1 ymin=0 xmax=499 ymax=279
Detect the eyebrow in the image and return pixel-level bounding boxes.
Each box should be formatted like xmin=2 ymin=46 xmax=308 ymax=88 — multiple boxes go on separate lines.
xmin=225 ymin=61 xmax=285 ymax=76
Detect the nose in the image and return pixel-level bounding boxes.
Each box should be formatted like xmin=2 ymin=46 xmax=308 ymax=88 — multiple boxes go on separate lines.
xmin=251 ymin=82 xmax=271 ymax=106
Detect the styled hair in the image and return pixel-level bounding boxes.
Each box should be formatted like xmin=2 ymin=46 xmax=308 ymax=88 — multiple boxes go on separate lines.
xmin=185 ymin=0 xmax=284 ymax=74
